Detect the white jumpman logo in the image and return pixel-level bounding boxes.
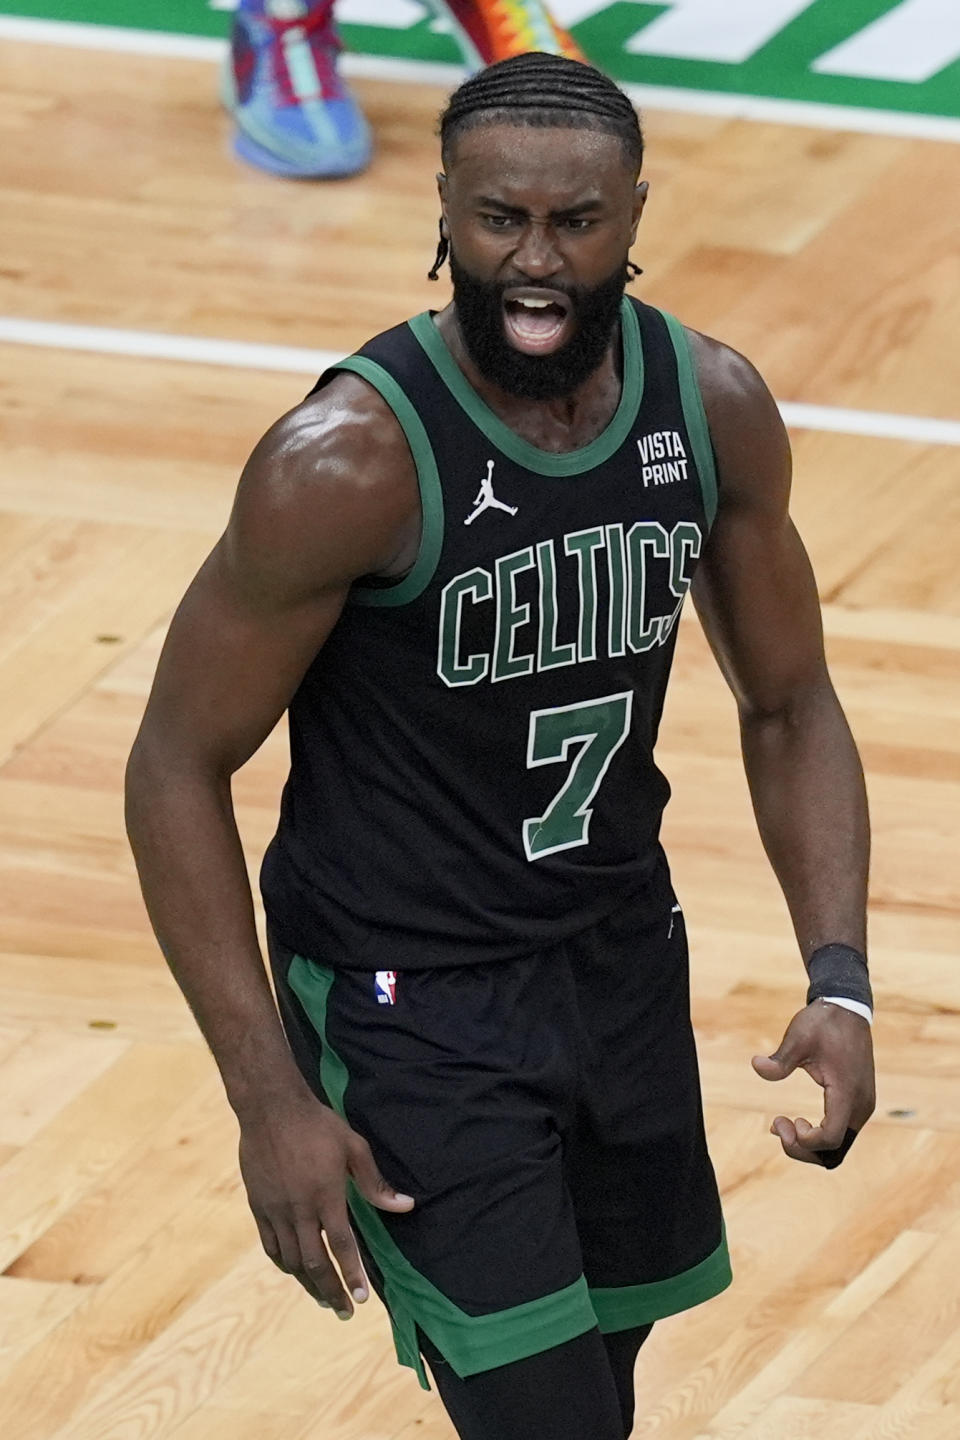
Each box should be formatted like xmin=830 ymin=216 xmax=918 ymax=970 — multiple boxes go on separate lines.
xmin=464 ymin=460 xmax=518 ymax=526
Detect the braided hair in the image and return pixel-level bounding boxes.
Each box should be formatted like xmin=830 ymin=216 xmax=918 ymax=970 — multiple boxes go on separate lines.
xmin=429 ymin=53 xmax=644 ymax=280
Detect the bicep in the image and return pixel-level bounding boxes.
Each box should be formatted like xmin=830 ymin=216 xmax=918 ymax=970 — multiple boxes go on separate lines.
xmin=132 ymin=384 xmax=417 ymax=776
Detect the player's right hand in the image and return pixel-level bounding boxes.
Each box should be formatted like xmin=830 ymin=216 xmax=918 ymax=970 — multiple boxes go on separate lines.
xmin=237 ymin=1094 xmax=414 ymax=1319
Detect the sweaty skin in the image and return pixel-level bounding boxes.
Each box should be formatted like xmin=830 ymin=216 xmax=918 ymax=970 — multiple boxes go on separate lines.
xmin=125 ymin=125 xmax=874 ymax=1322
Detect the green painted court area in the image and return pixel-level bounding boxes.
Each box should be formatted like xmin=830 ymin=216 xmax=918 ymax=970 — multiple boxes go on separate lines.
xmin=4 ymin=0 xmax=960 ymax=121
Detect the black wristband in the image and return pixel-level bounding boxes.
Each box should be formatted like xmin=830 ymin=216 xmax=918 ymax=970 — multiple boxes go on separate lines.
xmin=806 ymin=943 xmax=873 ymax=1011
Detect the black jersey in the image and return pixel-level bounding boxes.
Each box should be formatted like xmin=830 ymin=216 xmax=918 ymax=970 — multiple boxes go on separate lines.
xmin=261 ymin=298 xmax=717 ymax=969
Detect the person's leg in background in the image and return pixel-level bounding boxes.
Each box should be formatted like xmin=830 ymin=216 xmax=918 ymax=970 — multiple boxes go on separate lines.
xmin=222 ymin=0 xmax=591 ymax=179
xmin=222 ymin=0 xmax=372 ymax=179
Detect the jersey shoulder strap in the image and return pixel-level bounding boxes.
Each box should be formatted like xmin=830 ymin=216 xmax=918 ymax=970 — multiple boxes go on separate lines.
xmin=627 ymin=298 xmax=718 ymax=528
xmin=305 ymin=320 xmax=447 ymax=609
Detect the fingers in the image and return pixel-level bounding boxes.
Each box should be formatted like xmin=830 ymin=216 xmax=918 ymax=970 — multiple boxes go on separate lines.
xmin=270 ymin=1215 xmax=307 ymax=1276
xmin=296 ymin=1202 xmax=368 ymax=1318
xmin=253 ymin=1207 xmax=365 ymax=1319
xmin=770 ymin=1116 xmax=859 ymax=1168
xmin=770 ymin=1116 xmax=824 ymax=1165
xmin=758 ymin=1005 xmax=874 ymax=1168
xmin=811 ymin=1072 xmax=854 ymax=1149
xmin=253 ymin=1212 xmax=284 ymax=1269
xmin=772 ymin=1066 xmax=854 ymax=1160
xmin=247 ymin=1128 xmax=412 ymax=1321
xmin=752 ymin=1052 xmax=793 ymax=1081
xmin=751 ymin=1025 xmax=807 ymax=1083
xmin=813 ymin=1128 xmax=860 ymax=1170
xmin=347 ymin=1135 xmax=415 ymax=1213
xmin=791 ymin=1100 xmax=853 ymax=1155
xmin=753 ymin=1047 xmax=809 ymax=1085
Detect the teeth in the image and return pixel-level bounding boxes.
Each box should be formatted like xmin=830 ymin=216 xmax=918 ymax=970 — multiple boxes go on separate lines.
xmin=517 ymin=297 xmax=553 ymax=309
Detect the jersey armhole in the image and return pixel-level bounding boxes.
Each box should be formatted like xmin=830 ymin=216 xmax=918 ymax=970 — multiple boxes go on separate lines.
xmin=332 ymin=355 xmax=445 ymax=608
xmin=660 ymin=312 xmax=719 ymax=532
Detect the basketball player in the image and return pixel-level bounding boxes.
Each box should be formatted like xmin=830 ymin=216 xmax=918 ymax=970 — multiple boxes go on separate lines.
xmin=225 ymin=0 xmax=587 ymax=178
xmin=126 ymin=55 xmax=877 ymax=1440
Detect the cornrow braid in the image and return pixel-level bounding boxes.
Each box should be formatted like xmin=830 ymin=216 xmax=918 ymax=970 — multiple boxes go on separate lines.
xmin=429 ymin=53 xmax=644 ymax=280
xmin=439 ymin=52 xmax=644 ymax=172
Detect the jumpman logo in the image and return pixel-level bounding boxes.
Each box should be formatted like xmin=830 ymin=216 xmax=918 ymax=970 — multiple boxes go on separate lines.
xmin=464 ymin=461 xmax=518 ymax=526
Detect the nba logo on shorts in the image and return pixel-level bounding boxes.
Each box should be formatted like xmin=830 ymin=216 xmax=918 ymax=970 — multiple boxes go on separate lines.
xmin=375 ymin=970 xmax=397 ymax=1005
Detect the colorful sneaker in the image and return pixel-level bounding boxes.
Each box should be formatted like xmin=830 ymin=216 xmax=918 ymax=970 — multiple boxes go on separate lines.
xmin=222 ymin=0 xmax=372 ymax=179
xmin=429 ymin=0 xmax=588 ymax=68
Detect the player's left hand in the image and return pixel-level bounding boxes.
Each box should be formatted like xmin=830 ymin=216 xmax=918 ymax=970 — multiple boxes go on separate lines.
xmin=751 ymin=1000 xmax=876 ymax=1167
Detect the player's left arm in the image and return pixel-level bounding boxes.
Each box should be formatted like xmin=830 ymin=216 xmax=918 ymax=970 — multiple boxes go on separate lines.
xmin=688 ymin=328 xmax=875 ymax=1167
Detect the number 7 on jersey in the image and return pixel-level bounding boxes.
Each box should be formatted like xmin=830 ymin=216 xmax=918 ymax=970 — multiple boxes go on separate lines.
xmin=523 ymin=691 xmax=634 ymax=861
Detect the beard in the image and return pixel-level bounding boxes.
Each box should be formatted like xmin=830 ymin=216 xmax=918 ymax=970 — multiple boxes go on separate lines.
xmin=449 ymin=250 xmax=628 ymax=401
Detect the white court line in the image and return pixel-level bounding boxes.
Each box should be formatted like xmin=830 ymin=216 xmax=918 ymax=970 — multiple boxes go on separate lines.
xmin=2 ymin=315 xmax=959 ymax=448
xmin=778 ymin=402 xmax=960 ymax=446
xmin=3 ymin=14 xmax=960 ymax=144
xmin=0 ymin=316 xmax=341 ymax=376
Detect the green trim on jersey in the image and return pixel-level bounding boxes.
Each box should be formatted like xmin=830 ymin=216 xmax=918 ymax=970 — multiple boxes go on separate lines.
xmin=288 ymin=952 xmax=733 ymax=1382
xmin=287 ymin=955 xmax=598 ymax=1387
xmin=589 ymin=1229 xmax=732 ymax=1333
xmin=661 ymin=312 xmax=719 ymax=531
xmin=407 ymin=300 xmax=645 ymax=478
xmin=332 ymin=356 xmax=444 ymax=608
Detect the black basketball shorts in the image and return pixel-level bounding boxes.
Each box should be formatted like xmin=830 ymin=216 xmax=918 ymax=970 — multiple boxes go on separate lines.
xmin=267 ymin=895 xmax=730 ymax=1389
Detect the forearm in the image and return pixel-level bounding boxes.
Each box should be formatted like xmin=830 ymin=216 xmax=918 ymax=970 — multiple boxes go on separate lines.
xmin=125 ymin=739 xmax=311 ymax=1119
xmin=740 ymin=680 xmax=869 ymax=961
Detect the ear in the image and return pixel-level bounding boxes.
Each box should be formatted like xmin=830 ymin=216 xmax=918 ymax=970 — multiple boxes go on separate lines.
xmin=630 ymin=180 xmax=649 ymax=242
xmin=436 ymin=173 xmax=452 ymax=240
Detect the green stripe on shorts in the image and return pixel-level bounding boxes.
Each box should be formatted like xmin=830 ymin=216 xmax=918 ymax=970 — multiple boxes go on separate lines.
xmin=589 ymin=1229 xmax=732 ymax=1334
xmin=288 ymin=955 xmax=599 ymax=1387
xmin=288 ymin=954 xmax=732 ymax=1384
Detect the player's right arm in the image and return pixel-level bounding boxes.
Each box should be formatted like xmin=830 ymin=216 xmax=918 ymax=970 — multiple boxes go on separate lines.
xmin=125 ymin=375 xmax=419 ymax=1318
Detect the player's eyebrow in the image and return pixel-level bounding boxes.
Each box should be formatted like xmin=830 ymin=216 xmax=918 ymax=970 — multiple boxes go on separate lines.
xmin=475 ymin=196 xmax=605 ymax=218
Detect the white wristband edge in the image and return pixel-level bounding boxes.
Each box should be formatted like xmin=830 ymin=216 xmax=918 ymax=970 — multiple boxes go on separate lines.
xmin=820 ymin=996 xmax=873 ymax=1025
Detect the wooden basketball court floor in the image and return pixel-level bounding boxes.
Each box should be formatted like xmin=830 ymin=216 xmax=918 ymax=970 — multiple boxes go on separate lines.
xmin=1 ymin=33 xmax=959 ymax=1440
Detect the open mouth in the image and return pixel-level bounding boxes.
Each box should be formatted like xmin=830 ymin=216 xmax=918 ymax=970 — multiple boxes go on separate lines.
xmin=502 ymin=288 xmax=574 ymax=356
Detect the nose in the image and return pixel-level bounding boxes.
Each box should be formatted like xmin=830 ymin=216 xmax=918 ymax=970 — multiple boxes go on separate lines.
xmin=511 ymin=220 xmax=563 ymax=280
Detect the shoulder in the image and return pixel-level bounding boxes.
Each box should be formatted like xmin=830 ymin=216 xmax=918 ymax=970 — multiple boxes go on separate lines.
xmin=224 ymin=370 xmax=421 ymax=605
xmin=684 ymin=326 xmax=791 ymax=513
xmin=241 ymin=370 xmax=417 ymax=514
